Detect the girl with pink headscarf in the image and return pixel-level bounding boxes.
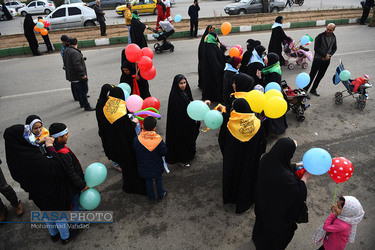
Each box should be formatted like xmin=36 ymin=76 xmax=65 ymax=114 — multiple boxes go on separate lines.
xmin=312 ymin=196 xmax=365 ymax=250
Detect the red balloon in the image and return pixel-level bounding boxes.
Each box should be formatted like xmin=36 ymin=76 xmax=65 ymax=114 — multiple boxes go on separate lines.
xmin=140 ymin=66 xmax=156 ymax=80
xmin=125 ymin=44 xmax=141 ymax=63
xmin=138 ymin=56 xmax=153 ymax=71
xmin=43 ymin=20 xmax=50 ymax=28
xmin=328 ymin=157 xmax=353 ymax=183
xmin=142 ymin=97 xmax=160 ymax=110
xmin=141 ymin=47 xmax=154 ymax=60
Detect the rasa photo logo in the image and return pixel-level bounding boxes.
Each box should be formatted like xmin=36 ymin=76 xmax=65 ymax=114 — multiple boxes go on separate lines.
xmin=31 ymin=211 xmax=113 ymax=224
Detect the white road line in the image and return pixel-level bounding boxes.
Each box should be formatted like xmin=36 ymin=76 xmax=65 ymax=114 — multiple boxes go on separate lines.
xmin=335 ymin=50 xmax=375 ymax=56
xmin=0 ymin=88 xmax=70 ymax=100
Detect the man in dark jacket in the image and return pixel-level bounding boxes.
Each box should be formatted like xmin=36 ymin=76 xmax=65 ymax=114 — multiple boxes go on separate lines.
xmin=360 ymin=0 xmax=374 ymax=24
xmin=304 ymin=23 xmax=337 ymax=98
xmin=188 ymin=0 xmax=200 ymax=38
xmin=63 ymin=38 xmax=95 ymax=111
xmin=93 ymin=0 xmax=106 ymax=36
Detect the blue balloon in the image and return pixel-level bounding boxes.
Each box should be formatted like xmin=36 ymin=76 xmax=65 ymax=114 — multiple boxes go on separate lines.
xmin=174 ymin=14 xmax=182 ymax=23
xmin=301 ymin=35 xmax=310 ymax=46
xmin=118 ymin=83 xmax=131 ymax=95
xmin=296 ymin=73 xmax=310 ymax=89
xmin=302 ymin=148 xmax=332 ymax=175
xmin=84 ymin=162 xmax=108 ymax=188
xmin=79 ymin=188 xmax=101 ymax=210
xmin=204 ymin=110 xmax=223 ymax=129
xmin=187 ymin=100 xmax=210 ymax=121
xmin=265 ymin=82 xmax=281 ymax=92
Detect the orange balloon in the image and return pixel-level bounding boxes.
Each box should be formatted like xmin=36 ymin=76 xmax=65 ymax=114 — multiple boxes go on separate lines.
xmin=39 ymin=19 xmax=44 ymax=23
xmin=34 ymin=26 xmax=41 ymax=32
xmin=229 ymin=47 xmax=240 ymax=57
xmin=221 ymin=22 xmax=232 ymax=36
xmin=40 ymin=28 xmax=48 ymax=36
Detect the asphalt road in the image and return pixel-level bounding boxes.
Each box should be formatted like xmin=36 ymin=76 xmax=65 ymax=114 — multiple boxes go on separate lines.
xmin=0 ymin=25 xmax=374 ymax=249
xmin=0 ymin=0 xmax=363 ymax=35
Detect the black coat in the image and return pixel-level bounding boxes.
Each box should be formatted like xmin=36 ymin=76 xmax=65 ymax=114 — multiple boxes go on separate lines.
xmin=4 ymin=125 xmax=74 ymax=211
xmin=218 ymin=112 xmax=266 ymax=214
xmin=165 ymin=75 xmax=200 ymax=164
xmin=63 ymin=47 xmax=87 ymax=81
xmin=253 ymin=138 xmax=307 ymax=249
xmin=197 ymin=25 xmax=212 ymax=89
xmin=268 ymin=26 xmax=290 ymax=65
xmin=93 ymin=4 xmax=105 ymax=22
xmin=130 ymin=18 xmax=147 ymax=48
xmin=246 ymin=62 xmax=264 ymax=86
xmin=23 ymin=14 xmax=39 ymax=55
xmin=222 ymin=70 xmax=237 ymax=106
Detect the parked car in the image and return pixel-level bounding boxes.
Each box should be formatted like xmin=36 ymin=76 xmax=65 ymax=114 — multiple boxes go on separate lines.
xmin=18 ymin=0 xmax=56 ymax=16
xmin=88 ymin=0 xmax=126 ymax=9
xmin=63 ymin=0 xmax=87 ymax=6
xmin=5 ymin=1 xmax=26 ymax=11
xmin=224 ymin=0 xmax=285 ymax=15
xmin=0 ymin=5 xmax=17 ymax=18
xmin=43 ymin=3 xmax=97 ymax=30
xmin=116 ymin=0 xmax=157 ymax=16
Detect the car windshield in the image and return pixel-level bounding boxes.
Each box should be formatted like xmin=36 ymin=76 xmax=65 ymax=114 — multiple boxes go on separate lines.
xmin=240 ymin=0 xmax=251 ymax=3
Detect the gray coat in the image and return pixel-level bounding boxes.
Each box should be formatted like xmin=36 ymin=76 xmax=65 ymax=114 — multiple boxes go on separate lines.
xmin=63 ymin=47 xmax=87 ymax=81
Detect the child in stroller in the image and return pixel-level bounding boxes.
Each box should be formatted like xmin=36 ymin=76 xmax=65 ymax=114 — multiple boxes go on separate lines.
xmin=283 ymin=38 xmax=312 ymax=70
xmin=281 ymin=80 xmax=310 ymax=122
xmin=333 ymin=60 xmax=372 ymax=110
xmin=148 ymin=20 xmax=175 ymax=54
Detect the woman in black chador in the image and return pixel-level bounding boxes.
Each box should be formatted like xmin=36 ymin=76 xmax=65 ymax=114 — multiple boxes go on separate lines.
xmin=218 ymin=98 xmax=266 ymax=214
xmin=268 ymin=16 xmax=291 ymax=66
xmin=252 ymin=137 xmax=311 ymax=249
xmin=130 ymin=10 xmax=148 ymax=48
xmin=165 ymin=74 xmax=203 ymax=168
xmin=198 ymin=25 xmax=214 ymax=89
xmin=23 ymin=14 xmax=41 ymax=56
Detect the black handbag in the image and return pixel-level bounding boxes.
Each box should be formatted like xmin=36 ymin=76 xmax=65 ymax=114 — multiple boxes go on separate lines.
xmin=296 ymin=201 xmax=309 ymax=224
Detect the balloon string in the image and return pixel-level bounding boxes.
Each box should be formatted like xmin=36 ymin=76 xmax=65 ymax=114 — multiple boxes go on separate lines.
xmin=332 ymin=183 xmax=338 ymax=206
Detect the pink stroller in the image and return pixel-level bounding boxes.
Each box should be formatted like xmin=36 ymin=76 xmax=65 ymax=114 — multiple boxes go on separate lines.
xmin=283 ymin=39 xmax=312 ymax=70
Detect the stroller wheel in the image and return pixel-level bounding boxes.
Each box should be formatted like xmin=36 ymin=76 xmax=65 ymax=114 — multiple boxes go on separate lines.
xmin=357 ymin=101 xmax=366 ymax=110
xmin=284 ymin=60 xmax=289 ymax=66
xmin=335 ymin=92 xmax=343 ymax=99
xmin=302 ymin=62 xmax=308 ymax=69
xmin=154 ymin=43 xmax=159 ymax=49
xmin=170 ymin=47 xmax=174 ymax=52
xmin=288 ymin=63 xmax=294 ymax=70
xmin=335 ymin=98 xmax=343 ymax=105
xmin=297 ymin=115 xmax=305 ymax=122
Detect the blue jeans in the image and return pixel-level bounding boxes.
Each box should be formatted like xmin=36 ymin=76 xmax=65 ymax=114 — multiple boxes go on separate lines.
xmin=44 ymin=219 xmax=69 ymax=240
xmin=127 ymin=25 xmax=131 ymax=43
xmin=74 ymin=79 xmax=90 ymax=109
xmin=145 ymin=175 xmax=164 ymax=200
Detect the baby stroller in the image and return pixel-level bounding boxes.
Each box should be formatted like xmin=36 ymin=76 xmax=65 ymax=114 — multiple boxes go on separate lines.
xmin=281 ymin=80 xmax=309 ymax=122
xmin=148 ymin=20 xmax=175 ymax=54
xmin=333 ymin=60 xmax=372 ymax=110
xmin=283 ymin=39 xmax=312 ymax=70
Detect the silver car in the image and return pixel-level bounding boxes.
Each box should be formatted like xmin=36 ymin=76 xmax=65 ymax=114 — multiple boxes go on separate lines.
xmin=224 ymin=0 xmax=285 ymax=15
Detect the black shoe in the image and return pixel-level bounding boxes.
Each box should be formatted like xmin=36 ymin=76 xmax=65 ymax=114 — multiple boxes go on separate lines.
xmin=87 ymin=95 xmax=90 ymax=98
xmin=157 ymin=190 xmax=168 ymax=202
xmin=51 ymin=233 xmax=60 ymax=242
xmin=310 ymin=90 xmax=320 ymax=97
xmin=179 ymin=162 xmax=190 ymax=168
xmin=360 ymin=22 xmax=366 ymax=25
xmin=61 ymin=238 xmax=69 ymax=245
xmin=84 ymin=107 xmax=95 ymax=111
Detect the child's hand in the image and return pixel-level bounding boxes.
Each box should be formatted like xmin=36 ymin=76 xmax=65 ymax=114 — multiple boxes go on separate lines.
xmin=45 ymin=136 xmax=55 ymax=147
xmin=204 ymin=100 xmax=211 ymax=106
xmin=38 ymin=136 xmax=47 ymax=145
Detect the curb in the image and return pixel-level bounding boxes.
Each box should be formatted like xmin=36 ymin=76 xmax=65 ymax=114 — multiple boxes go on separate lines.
xmin=0 ymin=17 xmax=369 ymax=58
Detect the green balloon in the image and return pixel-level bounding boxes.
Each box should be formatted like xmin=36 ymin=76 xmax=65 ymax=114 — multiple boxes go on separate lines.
xmin=84 ymin=162 xmax=107 ymax=188
xmin=339 ymin=70 xmax=351 ymax=81
xmin=118 ymin=83 xmax=132 ymax=94
xmin=79 ymin=188 xmax=101 ymax=210
xmin=187 ymin=100 xmax=210 ymax=121
xmin=37 ymin=22 xmax=44 ymax=29
xmin=204 ymin=110 xmax=223 ymax=129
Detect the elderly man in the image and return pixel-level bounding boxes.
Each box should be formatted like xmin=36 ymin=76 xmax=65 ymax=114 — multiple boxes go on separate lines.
xmin=93 ymin=0 xmax=106 ymax=36
xmin=304 ymin=23 xmax=337 ymax=98
xmin=124 ymin=2 xmax=132 ymax=43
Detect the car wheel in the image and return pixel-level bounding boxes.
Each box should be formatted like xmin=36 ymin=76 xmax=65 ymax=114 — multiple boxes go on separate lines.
xmin=271 ymin=7 xmax=279 ymax=13
xmin=238 ymin=9 xmax=246 ymax=15
xmin=298 ymin=0 xmax=304 ymax=6
xmin=84 ymin=20 xmax=96 ymax=27
xmin=153 ymin=8 xmax=157 ymax=15
xmin=21 ymin=11 xmax=27 ymax=16
xmin=45 ymin=9 xmax=51 ymax=14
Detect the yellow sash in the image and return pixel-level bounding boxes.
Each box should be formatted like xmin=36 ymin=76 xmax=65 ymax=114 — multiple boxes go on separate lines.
xmin=138 ymin=131 xmax=162 ymax=152
xmin=227 ymin=111 xmax=260 ymax=142
xmin=103 ymin=96 xmax=127 ymax=124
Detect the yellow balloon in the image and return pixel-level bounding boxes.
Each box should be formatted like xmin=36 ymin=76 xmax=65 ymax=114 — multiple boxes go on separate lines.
xmin=265 ymin=89 xmax=283 ymax=101
xmin=221 ymin=22 xmax=232 ymax=36
xmin=245 ymin=90 xmax=266 ymax=113
xmin=264 ymin=96 xmax=288 ymax=119
xmin=229 ymin=47 xmax=240 ymax=57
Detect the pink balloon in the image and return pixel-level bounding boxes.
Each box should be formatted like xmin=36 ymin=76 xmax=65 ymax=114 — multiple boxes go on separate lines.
xmin=234 ymin=44 xmax=243 ymax=56
xmin=138 ymin=56 xmax=153 ymax=71
xmin=141 ymin=47 xmax=154 ymax=60
xmin=140 ymin=66 xmax=156 ymax=80
xmin=125 ymin=44 xmax=141 ymax=63
xmin=126 ymin=95 xmax=143 ymax=112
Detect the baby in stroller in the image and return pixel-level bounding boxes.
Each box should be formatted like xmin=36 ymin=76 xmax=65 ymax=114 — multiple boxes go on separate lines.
xmin=148 ymin=20 xmax=175 ymax=54
xmin=333 ymin=60 xmax=372 ymax=110
xmin=281 ymin=80 xmax=310 ymax=122
xmin=283 ymin=38 xmax=312 ymax=70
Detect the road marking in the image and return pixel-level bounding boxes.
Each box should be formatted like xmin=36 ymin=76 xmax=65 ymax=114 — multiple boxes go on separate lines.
xmin=335 ymin=50 xmax=375 ymax=56
xmin=0 ymin=88 xmax=70 ymax=100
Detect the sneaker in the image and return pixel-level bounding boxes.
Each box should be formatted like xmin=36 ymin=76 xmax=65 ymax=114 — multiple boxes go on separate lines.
xmin=50 ymin=233 xmax=60 ymax=242
xmin=15 ymin=200 xmax=24 ymax=217
xmin=310 ymin=90 xmax=320 ymax=97
xmin=157 ymin=190 xmax=168 ymax=202
xmin=179 ymin=162 xmax=190 ymax=168
xmin=84 ymin=106 xmax=95 ymax=111
xmin=61 ymin=238 xmax=69 ymax=245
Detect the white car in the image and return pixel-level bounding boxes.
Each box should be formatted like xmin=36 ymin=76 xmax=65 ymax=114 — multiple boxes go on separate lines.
xmin=0 ymin=5 xmax=17 ymax=18
xmin=18 ymin=0 xmax=56 ymax=16
xmin=5 ymin=1 xmax=26 ymax=11
xmin=43 ymin=4 xmax=97 ymax=30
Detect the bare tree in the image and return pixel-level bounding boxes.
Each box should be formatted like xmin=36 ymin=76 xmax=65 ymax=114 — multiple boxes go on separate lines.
xmin=262 ymin=0 xmax=270 ymax=13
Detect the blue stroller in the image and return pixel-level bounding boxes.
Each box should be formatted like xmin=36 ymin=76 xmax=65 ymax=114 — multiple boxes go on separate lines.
xmin=333 ymin=60 xmax=372 ymax=110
